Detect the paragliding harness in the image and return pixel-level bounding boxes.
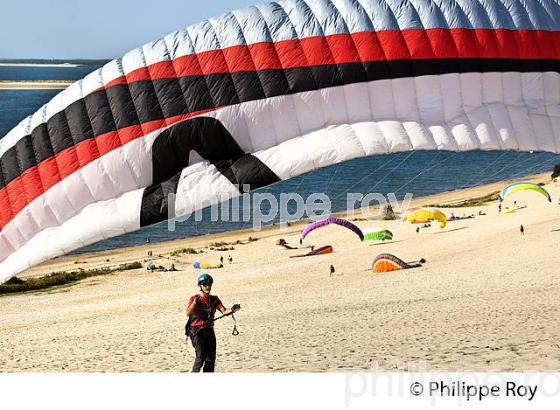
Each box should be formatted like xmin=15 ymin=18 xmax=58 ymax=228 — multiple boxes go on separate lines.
xmin=185 ymin=297 xmax=239 ymax=339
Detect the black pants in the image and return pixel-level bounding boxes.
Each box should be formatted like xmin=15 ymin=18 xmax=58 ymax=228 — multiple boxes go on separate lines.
xmin=190 ymin=327 xmax=216 ymax=372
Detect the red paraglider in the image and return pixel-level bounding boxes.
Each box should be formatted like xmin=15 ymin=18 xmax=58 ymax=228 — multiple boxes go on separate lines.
xmin=2 ymin=0 xmax=560 ymax=282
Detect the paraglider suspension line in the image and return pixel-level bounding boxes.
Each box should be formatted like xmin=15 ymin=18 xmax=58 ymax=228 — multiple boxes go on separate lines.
xmin=212 ymin=311 xmax=239 ymax=336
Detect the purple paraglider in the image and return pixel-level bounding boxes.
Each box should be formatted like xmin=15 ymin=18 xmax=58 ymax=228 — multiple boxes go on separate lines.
xmin=301 ymin=218 xmax=364 ymax=242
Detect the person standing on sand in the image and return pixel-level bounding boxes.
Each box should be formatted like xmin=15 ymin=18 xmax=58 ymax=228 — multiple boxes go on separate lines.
xmin=520 ymin=224 xmax=525 ymax=235
xmin=228 ymin=255 xmax=233 ymax=264
xmin=220 ymin=256 xmax=224 ymax=265
xmin=186 ymin=274 xmax=240 ymax=372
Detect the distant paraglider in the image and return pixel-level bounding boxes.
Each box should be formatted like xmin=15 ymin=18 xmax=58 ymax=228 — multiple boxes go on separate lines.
xmin=290 ymin=245 xmax=333 ymax=258
xmin=193 ymin=262 xmax=222 ymax=269
xmin=301 ymin=218 xmax=364 ymax=242
xmin=363 ymin=229 xmax=393 ymax=242
xmin=499 ymin=182 xmax=551 ymax=204
xmin=372 ymin=254 xmax=425 ymax=273
xmin=404 ymin=208 xmax=447 ymax=229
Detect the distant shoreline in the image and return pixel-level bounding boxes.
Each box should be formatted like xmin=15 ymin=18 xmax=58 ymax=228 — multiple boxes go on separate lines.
xmin=0 ymin=63 xmax=81 ymax=68
xmin=0 ymin=80 xmax=73 ymax=90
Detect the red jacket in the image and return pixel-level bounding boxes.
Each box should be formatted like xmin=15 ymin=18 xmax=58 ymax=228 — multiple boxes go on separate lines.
xmin=188 ymin=294 xmax=224 ymax=328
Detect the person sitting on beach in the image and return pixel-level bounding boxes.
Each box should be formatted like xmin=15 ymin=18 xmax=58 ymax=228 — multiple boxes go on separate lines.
xmin=186 ymin=274 xmax=240 ymax=372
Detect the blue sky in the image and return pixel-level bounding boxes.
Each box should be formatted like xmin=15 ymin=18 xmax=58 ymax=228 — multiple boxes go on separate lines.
xmin=0 ymin=0 xmax=261 ymax=59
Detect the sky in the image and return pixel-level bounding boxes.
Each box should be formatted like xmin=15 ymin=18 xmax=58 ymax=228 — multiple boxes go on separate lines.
xmin=0 ymin=0 xmax=262 ymax=59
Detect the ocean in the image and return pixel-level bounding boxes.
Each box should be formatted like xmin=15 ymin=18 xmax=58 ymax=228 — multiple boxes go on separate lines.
xmin=1 ymin=63 xmax=559 ymax=253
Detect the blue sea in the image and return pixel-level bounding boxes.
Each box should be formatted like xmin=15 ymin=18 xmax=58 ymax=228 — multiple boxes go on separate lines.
xmin=1 ymin=63 xmax=559 ymax=253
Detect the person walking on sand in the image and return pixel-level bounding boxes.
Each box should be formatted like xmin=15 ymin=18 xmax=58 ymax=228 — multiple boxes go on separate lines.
xmin=330 ymin=265 xmax=335 ymax=276
xmin=498 ymin=203 xmax=502 ymax=214
xmin=228 ymin=255 xmax=233 ymax=264
xmin=185 ymin=274 xmax=240 ymax=372
xmin=520 ymin=224 xmax=525 ymax=235
xmin=220 ymin=256 xmax=224 ymax=265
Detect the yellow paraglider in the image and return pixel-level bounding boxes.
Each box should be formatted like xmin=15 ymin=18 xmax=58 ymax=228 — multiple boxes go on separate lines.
xmin=404 ymin=208 xmax=447 ymax=229
xmin=498 ymin=182 xmax=551 ymax=204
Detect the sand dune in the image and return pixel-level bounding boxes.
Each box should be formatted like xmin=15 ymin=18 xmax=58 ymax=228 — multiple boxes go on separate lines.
xmin=1 ymin=173 xmax=559 ymax=372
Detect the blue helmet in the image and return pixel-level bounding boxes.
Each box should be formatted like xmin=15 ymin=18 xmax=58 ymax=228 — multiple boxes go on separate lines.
xmin=197 ymin=273 xmax=213 ymax=285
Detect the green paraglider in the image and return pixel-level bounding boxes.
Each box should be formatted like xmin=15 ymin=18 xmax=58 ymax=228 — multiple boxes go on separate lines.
xmin=499 ymin=182 xmax=551 ymax=203
xmin=363 ymin=229 xmax=393 ymax=242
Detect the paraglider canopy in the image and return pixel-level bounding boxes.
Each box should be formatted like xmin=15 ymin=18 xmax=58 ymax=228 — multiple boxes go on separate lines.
xmin=404 ymin=208 xmax=447 ymax=229
xmin=372 ymin=254 xmax=425 ymax=273
xmin=498 ymin=182 xmax=551 ymax=203
xmin=193 ymin=262 xmax=222 ymax=269
xmin=4 ymin=0 xmax=560 ymax=283
xmin=363 ymin=228 xmax=393 ymax=241
xmin=301 ymin=218 xmax=364 ymax=241
xmin=290 ymin=245 xmax=333 ymax=258
xmin=372 ymin=254 xmax=414 ymax=273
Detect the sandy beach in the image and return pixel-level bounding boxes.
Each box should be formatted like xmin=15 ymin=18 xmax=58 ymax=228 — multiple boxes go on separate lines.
xmin=0 ymin=80 xmax=73 ymax=90
xmin=1 ymin=173 xmax=559 ymax=372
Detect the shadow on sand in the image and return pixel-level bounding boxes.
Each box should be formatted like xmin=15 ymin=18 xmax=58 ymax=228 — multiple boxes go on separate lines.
xmin=368 ymin=240 xmax=404 ymax=246
xmin=433 ymin=227 xmax=469 ymax=234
